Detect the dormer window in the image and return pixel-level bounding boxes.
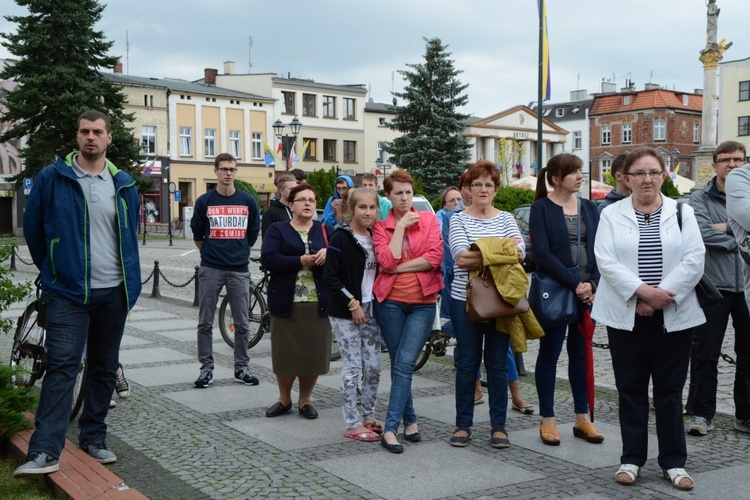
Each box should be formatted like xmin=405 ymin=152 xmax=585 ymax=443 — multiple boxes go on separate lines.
xmin=555 ymin=108 xmax=564 ymax=117
xmin=623 ymin=95 xmax=632 ymax=105
xmin=572 ymin=106 xmax=581 ymax=114
xmin=683 ymin=95 xmax=689 ymax=106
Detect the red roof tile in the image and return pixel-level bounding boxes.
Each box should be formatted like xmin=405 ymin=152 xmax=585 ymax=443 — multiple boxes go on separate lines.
xmin=590 ymin=89 xmax=702 ymax=116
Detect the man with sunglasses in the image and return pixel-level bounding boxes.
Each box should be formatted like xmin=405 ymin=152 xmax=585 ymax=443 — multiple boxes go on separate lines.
xmin=191 ymin=153 xmax=260 ymax=388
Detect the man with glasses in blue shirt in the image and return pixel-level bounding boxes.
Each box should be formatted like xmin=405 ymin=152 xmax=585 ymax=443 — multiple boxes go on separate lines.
xmin=191 ymin=153 xmax=260 ymax=388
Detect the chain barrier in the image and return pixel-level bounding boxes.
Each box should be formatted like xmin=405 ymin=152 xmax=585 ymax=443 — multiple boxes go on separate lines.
xmin=159 ymin=267 xmax=196 ymax=288
xmin=591 ymin=340 xmax=736 ymax=366
xmin=141 ymin=269 xmax=155 ymax=286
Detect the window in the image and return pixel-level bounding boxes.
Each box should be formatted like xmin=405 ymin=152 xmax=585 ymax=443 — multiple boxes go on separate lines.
xmin=302 ymin=138 xmax=317 ymax=160
xmin=601 ymin=159 xmax=612 ymax=176
xmin=143 ymin=94 xmax=154 ymax=107
xmin=555 ymin=108 xmax=564 ymax=117
xmin=653 ymin=119 xmax=666 ymax=141
xmin=179 ymin=126 xmax=192 ymax=156
xmin=344 ymin=98 xmax=356 ymax=120
xmin=229 ymin=130 xmax=241 ymax=158
xmin=601 ymin=125 xmax=611 ymax=145
xmin=623 ymin=95 xmax=631 ymax=105
xmin=573 ymin=131 xmax=582 ymax=150
xmin=252 ymin=132 xmax=262 ymax=160
xmin=622 ymin=123 xmax=632 ymax=144
xmin=693 ymin=122 xmax=700 ymax=143
xmin=204 ymin=128 xmax=216 ymax=157
xmin=282 ymin=91 xmax=295 ymax=114
xmin=343 ymin=140 xmax=356 ymax=162
xmin=323 ymin=96 xmax=336 ymax=118
xmin=141 ymin=125 xmax=156 ymax=154
xmin=740 ymin=116 xmax=750 ymax=136
xmin=683 ymin=95 xmax=689 ymax=106
xmin=378 ymin=117 xmax=389 ymax=127
xmin=302 ymin=93 xmax=316 ymax=116
xmin=323 ymin=139 xmax=336 ymax=161
xmin=740 ymin=81 xmax=749 ymax=101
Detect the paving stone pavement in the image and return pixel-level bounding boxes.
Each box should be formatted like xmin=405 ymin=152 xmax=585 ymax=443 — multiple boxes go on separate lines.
xmin=4 ymin=240 xmax=750 ymax=499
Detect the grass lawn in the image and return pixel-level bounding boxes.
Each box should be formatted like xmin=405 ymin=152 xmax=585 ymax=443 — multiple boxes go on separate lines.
xmin=0 ymin=452 xmax=53 ymax=499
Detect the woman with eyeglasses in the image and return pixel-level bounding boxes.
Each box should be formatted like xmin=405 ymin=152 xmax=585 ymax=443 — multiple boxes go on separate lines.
xmin=530 ymin=153 xmax=602 ymax=447
xmin=373 ymin=169 xmax=444 ymax=453
xmin=261 ymin=183 xmax=334 ymax=421
xmin=593 ymin=147 xmax=705 ymax=491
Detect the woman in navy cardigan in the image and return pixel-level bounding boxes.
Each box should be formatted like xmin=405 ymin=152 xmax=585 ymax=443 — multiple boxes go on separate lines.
xmin=260 ymin=183 xmax=333 ymax=420
xmin=529 ymin=153 xmax=602 ymax=447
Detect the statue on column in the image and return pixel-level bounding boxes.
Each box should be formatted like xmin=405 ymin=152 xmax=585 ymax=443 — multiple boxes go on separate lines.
xmin=701 ymin=0 xmax=732 ymax=65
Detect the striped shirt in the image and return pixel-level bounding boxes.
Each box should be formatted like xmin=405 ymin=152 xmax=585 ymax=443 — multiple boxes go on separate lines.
xmin=448 ymin=211 xmax=524 ymax=301
xmin=634 ymin=206 xmax=663 ymax=286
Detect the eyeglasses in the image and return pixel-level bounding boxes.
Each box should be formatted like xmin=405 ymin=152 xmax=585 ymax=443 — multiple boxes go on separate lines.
xmin=292 ymin=198 xmax=317 ymax=205
xmin=624 ymin=171 xmax=664 ymax=180
xmin=216 ymin=167 xmax=237 ymax=173
xmin=471 ymin=183 xmax=496 ymax=190
xmin=716 ymin=157 xmax=746 ymax=165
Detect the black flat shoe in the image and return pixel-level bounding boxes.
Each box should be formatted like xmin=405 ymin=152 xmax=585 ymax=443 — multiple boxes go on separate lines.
xmin=380 ymin=434 xmax=404 ymax=454
xmin=491 ymin=428 xmax=511 ymax=449
xmin=449 ymin=427 xmax=472 ymax=447
xmin=404 ymin=432 xmax=421 ymax=443
xmin=298 ymin=404 xmax=318 ymax=419
xmin=265 ymin=401 xmax=292 ymax=418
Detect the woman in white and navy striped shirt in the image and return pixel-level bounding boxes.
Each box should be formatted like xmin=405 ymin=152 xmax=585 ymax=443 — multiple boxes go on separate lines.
xmin=593 ymin=147 xmax=706 ymax=491
xmin=447 ymin=161 xmax=524 ymax=449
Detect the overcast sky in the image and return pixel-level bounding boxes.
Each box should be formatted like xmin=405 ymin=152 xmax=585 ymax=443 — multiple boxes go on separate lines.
xmin=2 ymin=0 xmax=749 ymax=117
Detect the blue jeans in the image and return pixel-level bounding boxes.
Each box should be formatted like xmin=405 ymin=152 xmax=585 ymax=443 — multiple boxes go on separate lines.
xmin=377 ymin=300 xmax=435 ymax=434
xmin=29 ymin=285 xmax=128 ymax=459
xmin=535 ymin=321 xmax=588 ymax=417
xmin=451 ymin=299 xmax=509 ymax=429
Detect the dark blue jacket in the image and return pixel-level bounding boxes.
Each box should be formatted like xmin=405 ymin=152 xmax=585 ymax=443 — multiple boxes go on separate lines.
xmin=23 ymin=153 xmax=142 ymax=309
xmin=260 ymin=220 xmax=333 ymax=317
xmin=529 ymin=196 xmax=600 ymax=290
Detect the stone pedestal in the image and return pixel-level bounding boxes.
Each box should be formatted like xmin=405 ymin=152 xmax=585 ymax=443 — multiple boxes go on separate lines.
xmin=693 ymin=144 xmax=715 ymax=189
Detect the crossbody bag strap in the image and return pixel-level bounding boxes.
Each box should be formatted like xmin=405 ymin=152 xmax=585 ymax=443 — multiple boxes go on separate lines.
xmin=575 ymin=197 xmax=582 ymax=268
xmin=677 ymin=201 xmax=683 ymax=231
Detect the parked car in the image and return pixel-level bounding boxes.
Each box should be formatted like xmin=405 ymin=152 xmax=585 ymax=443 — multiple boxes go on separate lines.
xmin=412 ymin=195 xmax=435 ymax=214
xmin=511 ymin=204 xmax=535 ymax=271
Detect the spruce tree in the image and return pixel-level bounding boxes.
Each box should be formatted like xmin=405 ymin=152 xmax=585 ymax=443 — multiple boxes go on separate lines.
xmin=386 ymin=37 xmax=471 ymax=198
xmin=0 ymin=0 xmax=145 ymax=190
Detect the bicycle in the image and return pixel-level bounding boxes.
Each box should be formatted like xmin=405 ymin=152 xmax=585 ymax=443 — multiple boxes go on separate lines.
xmin=170 ymin=217 xmax=183 ymax=237
xmin=9 ymin=278 xmax=86 ymax=420
xmin=218 ymin=257 xmax=341 ymax=361
xmin=413 ymin=300 xmax=453 ymax=372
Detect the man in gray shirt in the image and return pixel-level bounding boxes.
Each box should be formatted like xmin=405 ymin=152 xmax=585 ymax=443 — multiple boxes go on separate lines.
xmin=16 ymin=110 xmax=141 ymax=476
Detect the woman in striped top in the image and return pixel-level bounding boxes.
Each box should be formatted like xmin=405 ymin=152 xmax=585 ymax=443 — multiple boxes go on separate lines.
xmin=529 ymin=153 xmax=603 ymax=447
xmin=593 ymin=148 xmax=705 ymax=491
xmin=448 ymin=161 xmax=524 ymax=449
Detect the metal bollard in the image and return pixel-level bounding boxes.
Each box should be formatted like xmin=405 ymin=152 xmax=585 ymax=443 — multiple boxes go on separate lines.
xmin=10 ymin=247 xmax=17 ymax=271
xmin=192 ymin=265 xmax=200 ymax=307
xmin=151 ymin=260 xmax=162 ymax=298
xmin=515 ymin=351 xmax=527 ymax=376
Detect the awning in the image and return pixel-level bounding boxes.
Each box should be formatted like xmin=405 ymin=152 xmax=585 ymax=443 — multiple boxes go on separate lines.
xmin=242 ymin=177 xmax=277 ymax=193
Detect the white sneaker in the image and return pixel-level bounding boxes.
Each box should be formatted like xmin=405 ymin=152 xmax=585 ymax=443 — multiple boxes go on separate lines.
xmin=687 ymin=416 xmax=713 ymax=436
xmin=109 ymin=399 xmax=117 ymax=408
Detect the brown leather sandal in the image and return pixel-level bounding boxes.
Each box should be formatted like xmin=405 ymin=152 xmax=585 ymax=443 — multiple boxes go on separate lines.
xmin=540 ymin=422 xmax=560 ymax=446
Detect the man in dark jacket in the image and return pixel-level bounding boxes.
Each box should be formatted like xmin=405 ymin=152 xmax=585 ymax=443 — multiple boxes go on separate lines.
xmin=688 ymin=140 xmax=750 ymax=436
xmin=261 ymin=173 xmax=298 ymax=238
xmin=16 ymin=110 xmax=142 ymax=476
xmin=598 ymin=154 xmax=629 ymax=213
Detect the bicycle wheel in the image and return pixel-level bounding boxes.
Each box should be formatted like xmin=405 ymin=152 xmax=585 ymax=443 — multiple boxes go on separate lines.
xmin=413 ymin=332 xmax=437 ymax=372
xmin=218 ymin=288 xmax=267 ymax=349
xmin=9 ymin=301 xmax=46 ymax=388
xmin=70 ymin=361 xmax=86 ymax=421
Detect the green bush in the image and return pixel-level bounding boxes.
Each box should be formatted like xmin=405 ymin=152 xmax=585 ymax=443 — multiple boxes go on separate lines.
xmin=493 ymin=186 xmax=535 ymax=212
xmin=233 ymin=179 xmax=262 ymax=209
xmin=306 ymin=167 xmax=338 ymax=209
xmin=661 ymin=176 xmax=681 ymax=198
xmin=0 ymin=365 xmax=37 ymax=443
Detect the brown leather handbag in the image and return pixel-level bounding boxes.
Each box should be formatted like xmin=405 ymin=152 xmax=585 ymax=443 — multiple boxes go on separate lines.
xmin=466 ymin=267 xmax=529 ymax=322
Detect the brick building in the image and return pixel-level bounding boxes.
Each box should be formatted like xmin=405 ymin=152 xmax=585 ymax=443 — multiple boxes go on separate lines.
xmin=589 ymin=83 xmax=703 ymax=181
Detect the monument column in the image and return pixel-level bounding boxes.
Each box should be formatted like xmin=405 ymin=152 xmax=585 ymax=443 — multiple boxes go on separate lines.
xmin=694 ymin=0 xmax=732 ymax=187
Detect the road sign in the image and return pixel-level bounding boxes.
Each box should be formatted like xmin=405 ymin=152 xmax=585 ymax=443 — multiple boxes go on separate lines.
xmin=174 ymin=190 xmax=182 ymax=202
xmin=168 ymin=182 xmax=177 ymax=194
xmin=23 ymin=178 xmax=32 ymax=195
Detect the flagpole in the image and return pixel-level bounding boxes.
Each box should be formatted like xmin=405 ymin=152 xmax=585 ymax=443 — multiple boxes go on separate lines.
xmin=537 ymin=0 xmax=544 ymax=176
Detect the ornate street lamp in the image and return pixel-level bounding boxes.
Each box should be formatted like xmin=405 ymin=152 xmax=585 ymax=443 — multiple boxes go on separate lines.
xmin=272 ymin=117 xmax=302 ymax=171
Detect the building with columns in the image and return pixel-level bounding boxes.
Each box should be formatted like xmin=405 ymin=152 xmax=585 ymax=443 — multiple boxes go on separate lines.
xmin=462 ymin=105 xmax=568 ymax=183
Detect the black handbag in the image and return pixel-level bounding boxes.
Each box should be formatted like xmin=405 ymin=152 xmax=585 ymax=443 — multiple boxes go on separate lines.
xmin=528 ymin=201 xmax=580 ymax=328
xmin=676 ymin=202 xmax=724 ymax=309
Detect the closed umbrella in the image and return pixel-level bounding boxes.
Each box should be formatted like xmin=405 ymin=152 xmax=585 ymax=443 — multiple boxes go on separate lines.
xmin=578 ymin=307 xmax=596 ymax=422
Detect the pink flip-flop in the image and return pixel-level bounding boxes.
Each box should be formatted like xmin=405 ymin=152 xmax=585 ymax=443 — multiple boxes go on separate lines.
xmin=344 ymin=431 xmax=379 ymax=442
xmin=363 ymin=421 xmax=383 ymax=434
